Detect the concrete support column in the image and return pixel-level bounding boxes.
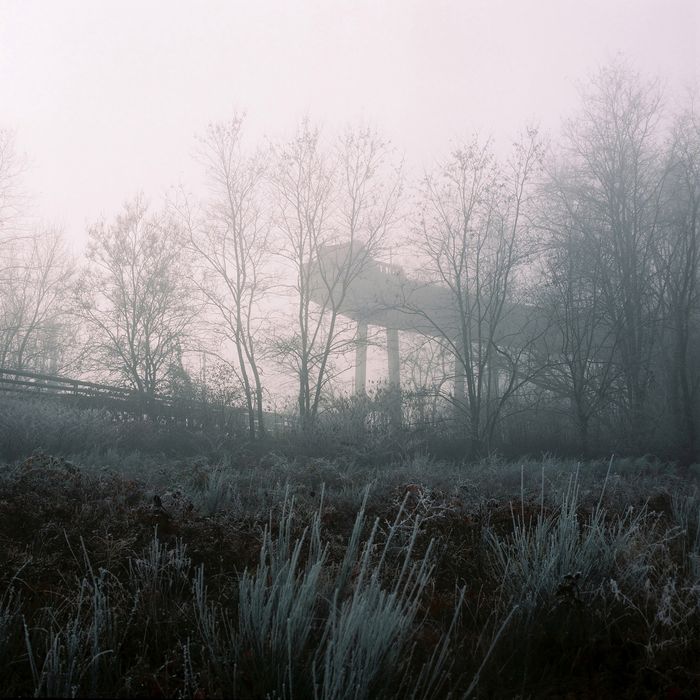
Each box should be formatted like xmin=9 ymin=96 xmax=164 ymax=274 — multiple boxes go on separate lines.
xmin=354 ymin=321 xmax=368 ymax=395
xmin=386 ymin=327 xmax=400 ymax=389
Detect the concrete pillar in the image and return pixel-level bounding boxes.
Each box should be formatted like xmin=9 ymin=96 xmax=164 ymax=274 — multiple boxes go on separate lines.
xmin=354 ymin=321 xmax=368 ymax=395
xmin=386 ymin=327 xmax=400 ymax=389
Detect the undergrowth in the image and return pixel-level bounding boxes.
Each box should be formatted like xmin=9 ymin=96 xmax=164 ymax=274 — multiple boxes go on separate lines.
xmin=0 ymin=450 xmax=699 ymax=697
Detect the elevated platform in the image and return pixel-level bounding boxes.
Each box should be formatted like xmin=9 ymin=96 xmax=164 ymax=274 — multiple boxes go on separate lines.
xmin=307 ymin=242 xmax=551 ymax=398
xmin=308 ymin=242 xmax=546 ymax=344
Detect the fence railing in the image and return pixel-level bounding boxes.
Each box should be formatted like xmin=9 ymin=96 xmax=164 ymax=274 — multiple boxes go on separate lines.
xmin=0 ymin=366 xmax=292 ymax=434
xmin=0 ymin=367 xmax=134 ymax=403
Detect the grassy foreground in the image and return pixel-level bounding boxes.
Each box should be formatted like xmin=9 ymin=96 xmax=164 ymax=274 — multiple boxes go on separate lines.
xmin=0 ymin=449 xmax=699 ymax=698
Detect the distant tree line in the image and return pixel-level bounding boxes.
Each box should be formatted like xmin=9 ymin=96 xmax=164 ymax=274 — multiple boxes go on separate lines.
xmin=1 ymin=62 xmax=699 ymax=461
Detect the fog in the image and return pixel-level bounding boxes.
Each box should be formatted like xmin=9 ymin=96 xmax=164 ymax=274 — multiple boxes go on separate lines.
xmin=2 ymin=0 xmax=697 ymax=249
xmin=3 ymin=8 xmax=700 ymax=694
xmin=2 ymin=0 xmax=700 ymax=457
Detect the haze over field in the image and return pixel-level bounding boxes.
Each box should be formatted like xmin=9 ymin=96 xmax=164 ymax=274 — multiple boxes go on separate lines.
xmin=2 ymin=0 xmax=697 ymax=249
xmin=4 ymin=7 xmax=700 ymax=696
xmin=1 ymin=0 xmax=700 ymax=459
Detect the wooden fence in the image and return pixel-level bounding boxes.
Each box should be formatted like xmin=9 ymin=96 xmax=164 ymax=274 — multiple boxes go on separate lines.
xmin=0 ymin=366 xmax=291 ymax=434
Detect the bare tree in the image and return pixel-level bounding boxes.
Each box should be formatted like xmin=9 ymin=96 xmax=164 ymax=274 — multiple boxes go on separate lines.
xmin=536 ymin=191 xmax=621 ymax=454
xmin=0 ymin=229 xmax=75 ymax=372
xmin=0 ymin=128 xmax=30 ymax=309
xmin=0 ymin=131 xmax=78 ymax=375
xmin=176 ymin=117 xmax=271 ymax=438
xmin=0 ymin=128 xmax=25 ymax=241
xmin=657 ymin=102 xmax=700 ymax=460
xmin=400 ymin=334 xmax=455 ymax=429
xmin=412 ymin=130 xmax=544 ymax=455
xmin=73 ymin=196 xmax=197 ymax=398
xmin=555 ymin=63 xmax=668 ymax=443
xmin=270 ymin=121 xmax=401 ymax=429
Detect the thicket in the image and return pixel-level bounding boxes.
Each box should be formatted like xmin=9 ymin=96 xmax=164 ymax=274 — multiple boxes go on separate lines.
xmin=0 ymin=396 xmax=699 ymax=697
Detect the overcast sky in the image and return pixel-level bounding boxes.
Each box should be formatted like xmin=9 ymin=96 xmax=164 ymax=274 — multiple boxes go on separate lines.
xmin=2 ymin=0 xmax=698 ymax=250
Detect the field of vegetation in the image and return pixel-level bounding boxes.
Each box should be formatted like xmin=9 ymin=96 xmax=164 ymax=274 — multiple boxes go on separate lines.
xmin=1 ymin=398 xmax=699 ymax=698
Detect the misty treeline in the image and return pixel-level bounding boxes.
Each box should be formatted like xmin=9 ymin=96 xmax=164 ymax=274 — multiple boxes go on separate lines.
xmin=2 ymin=63 xmax=700 ymax=461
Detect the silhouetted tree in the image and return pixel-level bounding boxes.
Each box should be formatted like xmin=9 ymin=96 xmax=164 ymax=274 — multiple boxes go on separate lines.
xmin=551 ymin=64 xmax=668 ymax=445
xmin=176 ymin=116 xmax=271 ymax=438
xmin=536 ymin=187 xmax=621 ymax=454
xmin=0 ymin=229 xmax=75 ymax=372
xmin=657 ymin=103 xmax=700 ymax=460
xmin=412 ymin=130 xmax=544 ymax=455
xmin=74 ymin=196 xmax=197 ymax=398
xmin=270 ymin=121 xmax=401 ymax=429
xmin=0 ymin=129 xmax=25 ymax=241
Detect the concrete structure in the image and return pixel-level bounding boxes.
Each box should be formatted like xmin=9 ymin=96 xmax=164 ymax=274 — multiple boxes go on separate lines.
xmin=308 ymin=242 xmax=547 ymax=397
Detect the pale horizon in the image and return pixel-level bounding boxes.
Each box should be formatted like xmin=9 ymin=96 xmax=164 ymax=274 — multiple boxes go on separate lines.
xmin=2 ymin=0 xmax=697 ymax=251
